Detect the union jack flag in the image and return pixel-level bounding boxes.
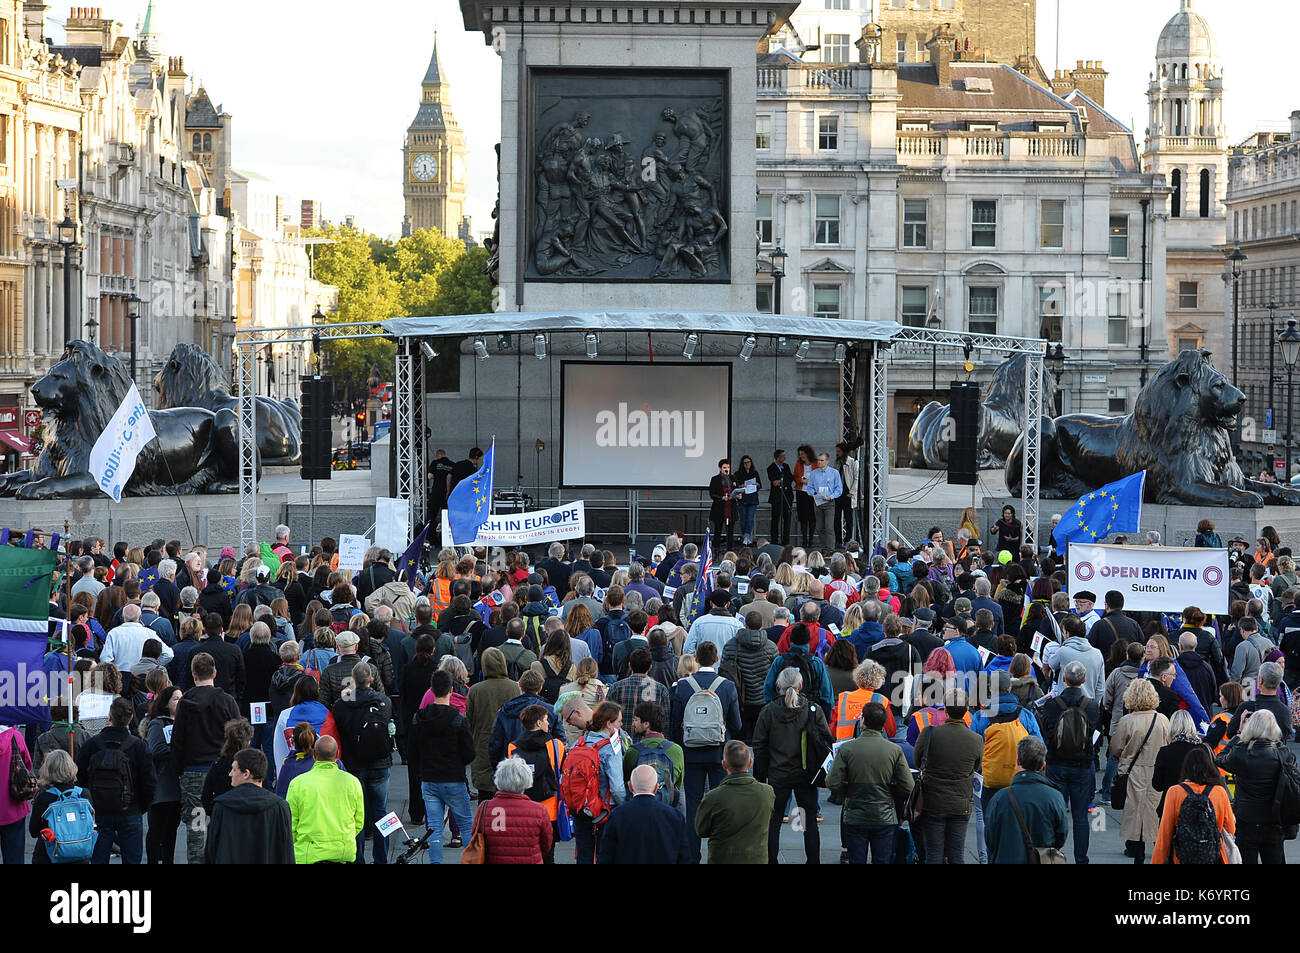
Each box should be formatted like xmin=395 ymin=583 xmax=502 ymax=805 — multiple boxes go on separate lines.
xmin=686 ymin=530 xmax=714 ymax=626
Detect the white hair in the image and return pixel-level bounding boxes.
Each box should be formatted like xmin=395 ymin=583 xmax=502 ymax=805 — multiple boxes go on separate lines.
xmin=180 ymin=586 xmax=199 ymax=606
xmin=776 ymin=666 xmax=803 ymax=708
xmin=493 ymin=756 xmax=534 ymax=794
xmin=549 ymin=542 xmax=566 ymax=559
xmin=275 ymin=524 xmax=290 ymax=542
xmin=250 ymin=621 xmax=272 ymax=645
xmin=140 ymin=591 xmax=160 ymax=609
xmin=157 ymin=559 xmax=177 ymax=580
xmin=1241 ymin=708 xmax=1283 ymax=744
xmin=373 ymin=605 xmax=394 ymax=621
xmin=122 ymin=603 xmax=142 ymax=623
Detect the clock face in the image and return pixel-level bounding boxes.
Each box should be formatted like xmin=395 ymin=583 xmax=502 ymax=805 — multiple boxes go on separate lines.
xmin=412 ymin=153 xmax=437 ymax=181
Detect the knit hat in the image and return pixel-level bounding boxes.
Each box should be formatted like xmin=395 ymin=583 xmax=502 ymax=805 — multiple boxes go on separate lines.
xmin=790 ymin=624 xmax=811 ymax=646
xmin=652 ymin=544 xmax=667 ymax=562
xmin=528 ymin=585 xmax=544 ymax=603
xmin=335 ymin=631 xmax=360 ymax=648
xmin=220 ymin=546 xmax=236 ymax=560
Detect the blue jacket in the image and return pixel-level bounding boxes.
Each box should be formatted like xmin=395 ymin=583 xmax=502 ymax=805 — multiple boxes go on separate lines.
xmin=488 ymin=693 xmax=564 ymax=765
xmin=970 ymin=692 xmax=1044 ymax=741
xmin=985 ymin=769 xmax=1068 ymax=864
xmin=889 ymin=562 xmax=915 ymax=595
xmin=596 ymin=793 xmax=693 ymax=864
xmin=1136 ymin=661 xmax=1210 ymax=726
xmin=669 ymin=669 xmax=743 ymax=764
xmin=984 ymin=654 xmax=1014 ymax=676
xmin=944 ymin=637 xmax=984 ymax=688
xmin=969 ymin=597 xmax=1005 ymax=634
xmin=846 ymin=620 xmax=885 ymax=660
xmin=762 ymin=646 xmax=834 ymax=713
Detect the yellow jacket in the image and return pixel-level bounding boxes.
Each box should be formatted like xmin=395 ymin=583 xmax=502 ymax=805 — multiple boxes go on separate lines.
xmin=286 ymin=761 xmax=364 ymax=864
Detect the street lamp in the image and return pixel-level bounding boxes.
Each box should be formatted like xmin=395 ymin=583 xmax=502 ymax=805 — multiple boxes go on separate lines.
xmin=771 ymin=244 xmax=787 ymax=315
xmin=83 ymin=315 xmax=98 ymax=345
xmin=1267 ymin=299 xmax=1279 ymax=437
xmin=126 ymin=296 xmax=140 ymax=382
xmin=1227 ymin=245 xmax=1247 ymax=454
xmin=56 ymin=213 xmax=77 ymax=346
xmin=925 ymin=311 xmax=942 ymax=402
xmin=1045 ymin=342 xmax=1066 ymax=415
xmin=1279 ymin=317 xmax=1300 ymax=482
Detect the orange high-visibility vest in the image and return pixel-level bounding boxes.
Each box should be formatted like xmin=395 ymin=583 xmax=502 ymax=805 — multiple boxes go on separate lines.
xmin=508 ymin=737 xmax=566 ymax=821
xmin=833 ymin=688 xmax=893 ymax=740
xmin=429 ymin=576 xmax=454 ymax=614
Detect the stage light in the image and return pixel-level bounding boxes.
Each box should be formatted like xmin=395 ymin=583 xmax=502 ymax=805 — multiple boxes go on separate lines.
xmin=496 ymin=333 xmax=512 ymax=351
xmin=585 ymin=332 xmax=599 ymax=359
xmin=834 ymin=343 xmax=846 ymax=364
xmin=683 ymin=333 xmax=699 ymax=360
xmin=534 ymin=333 xmax=547 ymax=360
xmin=419 ymin=340 xmax=438 ymax=360
xmin=794 ymin=340 xmax=810 ymax=362
xmin=739 ymin=335 xmax=756 ymax=362
xmin=474 ymin=338 xmax=489 ymax=361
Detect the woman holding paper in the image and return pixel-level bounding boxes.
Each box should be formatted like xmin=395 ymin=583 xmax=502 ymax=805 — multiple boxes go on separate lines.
xmin=734 ymin=455 xmax=763 ymax=547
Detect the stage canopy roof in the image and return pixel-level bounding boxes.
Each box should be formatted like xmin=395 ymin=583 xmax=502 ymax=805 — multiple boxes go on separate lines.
xmin=383 ymin=311 xmax=905 ymax=344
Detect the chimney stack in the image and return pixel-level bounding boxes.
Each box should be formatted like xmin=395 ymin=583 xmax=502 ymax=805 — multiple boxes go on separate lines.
xmin=1290 ymin=110 xmax=1300 ymax=141
xmin=925 ymin=22 xmax=956 ymax=89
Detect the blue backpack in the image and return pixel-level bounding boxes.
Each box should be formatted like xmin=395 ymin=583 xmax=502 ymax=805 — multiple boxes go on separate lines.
xmin=629 ymin=740 xmax=679 ymax=808
xmin=42 ymin=786 xmax=97 ymax=863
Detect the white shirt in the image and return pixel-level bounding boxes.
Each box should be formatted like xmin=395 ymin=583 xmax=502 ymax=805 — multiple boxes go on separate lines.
xmin=100 ymin=620 xmax=175 ymax=669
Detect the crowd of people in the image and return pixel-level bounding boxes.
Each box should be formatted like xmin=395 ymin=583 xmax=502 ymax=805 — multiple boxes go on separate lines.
xmin=1 ymin=514 xmax=1298 ymax=865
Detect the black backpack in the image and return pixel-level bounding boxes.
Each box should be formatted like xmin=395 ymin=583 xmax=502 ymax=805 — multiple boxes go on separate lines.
xmin=88 ymin=740 xmax=134 ymax=813
xmin=539 ymin=657 xmax=568 ymax=704
xmin=511 ymin=739 xmax=559 ymax=804
xmin=499 ymin=643 xmax=529 ymax=680
xmin=780 ymin=651 xmax=827 ymax=718
xmin=351 ymin=699 xmax=391 ymax=764
xmin=1172 ymin=783 xmax=1221 ymax=864
xmin=599 ymin=615 xmax=633 ymax=676
xmin=521 ymin=615 xmax=546 ymax=657
xmin=1053 ymin=696 xmax=1091 ymax=762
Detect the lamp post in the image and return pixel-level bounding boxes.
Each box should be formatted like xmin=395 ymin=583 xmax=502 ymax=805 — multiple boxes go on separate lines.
xmin=1228 ymin=245 xmax=1246 ymax=454
xmin=771 ymin=244 xmax=787 ymax=315
xmin=1280 ymin=317 xmax=1300 ymax=483
xmin=1267 ymin=299 xmax=1279 ymax=437
xmin=83 ymin=315 xmax=98 ymax=346
xmin=1045 ymin=342 xmax=1066 ymax=415
xmin=56 ymin=213 xmax=77 ymax=346
xmin=925 ymin=311 xmax=942 ymax=402
xmin=126 ymin=299 xmax=140 ymax=383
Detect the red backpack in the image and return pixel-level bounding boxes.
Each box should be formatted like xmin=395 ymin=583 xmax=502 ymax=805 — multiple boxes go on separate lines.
xmin=559 ymin=736 xmax=611 ymax=821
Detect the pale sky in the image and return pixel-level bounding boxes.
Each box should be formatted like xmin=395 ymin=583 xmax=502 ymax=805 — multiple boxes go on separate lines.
xmin=61 ymin=0 xmax=1299 ymax=240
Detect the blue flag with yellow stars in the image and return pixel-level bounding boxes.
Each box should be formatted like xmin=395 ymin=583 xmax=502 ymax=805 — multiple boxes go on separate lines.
xmin=1053 ymin=470 xmax=1146 ymax=556
xmin=396 ymin=523 xmax=429 ymax=592
xmin=446 ymin=440 xmax=495 ymax=545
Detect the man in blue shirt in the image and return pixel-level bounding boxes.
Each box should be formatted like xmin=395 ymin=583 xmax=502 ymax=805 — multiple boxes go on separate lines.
xmin=806 ymin=453 xmax=843 ymax=556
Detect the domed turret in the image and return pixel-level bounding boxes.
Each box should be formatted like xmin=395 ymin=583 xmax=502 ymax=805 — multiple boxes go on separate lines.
xmin=1156 ymin=0 xmax=1216 ymax=63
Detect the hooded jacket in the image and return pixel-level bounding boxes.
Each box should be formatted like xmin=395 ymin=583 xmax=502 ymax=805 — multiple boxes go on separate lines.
xmin=466 ymin=647 xmax=522 ymax=791
xmin=286 ymin=761 xmax=364 ymax=864
xmin=331 ymin=687 xmax=394 ymax=772
xmin=411 ymin=701 xmax=476 ymax=783
xmin=752 ymin=696 xmax=832 ymax=787
xmin=1176 ymin=650 xmax=1218 ymax=716
xmin=718 ymin=628 xmax=778 ymax=709
xmin=205 ymin=781 xmax=294 ymax=864
xmin=647 ymin=643 xmax=678 ymax=690
xmin=1050 ymin=635 xmax=1105 ymax=700
xmin=272 ymin=699 xmax=340 ymax=768
xmin=984 ymin=769 xmax=1068 ymax=864
xmin=969 ymin=692 xmax=1045 ymax=743
xmin=845 ymin=620 xmax=885 ymax=660
xmin=269 ymin=663 xmax=306 ymax=721
xmin=172 ymin=684 xmax=241 ymax=773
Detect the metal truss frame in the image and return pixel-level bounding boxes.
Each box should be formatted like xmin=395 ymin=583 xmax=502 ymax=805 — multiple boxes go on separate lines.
xmin=867 ymin=326 xmax=1046 ymax=550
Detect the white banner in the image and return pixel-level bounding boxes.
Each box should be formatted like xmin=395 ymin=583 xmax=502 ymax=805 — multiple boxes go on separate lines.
xmin=441 ymin=501 xmax=586 ymax=548
xmin=1067 ymin=543 xmax=1228 ymax=615
xmin=87 ymin=383 xmax=156 ymax=502
xmin=374 ymin=497 xmax=409 ymax=553
xmin=337 ymin=534 xmax=369 ymax=572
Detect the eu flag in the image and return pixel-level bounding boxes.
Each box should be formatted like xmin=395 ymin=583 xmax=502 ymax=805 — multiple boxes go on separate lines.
xmin=0 ymin=546 xmax=57 ymax=725
xmin=446 ymin=441 xmax=495 ymax=546
xmin=396 ymin=523 xmax=429 ymax=591
xmin=1053 ymin=470 xmax=1146 ymax=556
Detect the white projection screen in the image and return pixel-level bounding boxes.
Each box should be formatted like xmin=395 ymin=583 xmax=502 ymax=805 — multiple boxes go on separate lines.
xmin=561 ymin=362 xmax=733 ymax=488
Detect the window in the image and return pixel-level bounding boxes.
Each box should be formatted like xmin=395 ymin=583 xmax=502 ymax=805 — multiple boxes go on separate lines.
xmin=1171 ymin=169 xmax=1181 ymax=218
xmin=917 ymin=39 xmax=927 ymax=62
xmin=1179 ymin=281 xmax=1199 ymax=310
xmin=1271 ymin=204 xmax=1278 ymax=236
xmin=756 ymin=115 xmax=771 ymax=150
xmin=1108 ymin=285 xmax=1127 ymax=345
xmin=756 ymin=195 xmax=773 ymax=245
xmin=1199 ymin=168 xmax=1210 ymax=218
xmin=756 ymin=284 xmax=773 ymax=313
xmin=903 ymin=199 xmax=927 ymax=247
xmin=916 ymin=0 xmax=931 ymax=7
xmin=968 ymin=286 xmax=998 ymax=335
xmin=818 ymin=115 xmax=839 ymax=151
xmin=1108 ymin=388 xmax=1128 ymax=414
xmin=1109 ymin=215 xmax=1129 ymax=259
xmin=825 ymin=0 xmax=849 ymax=8
xmin=1039 ymin=284 xmax=1063 ymax=341
xmin=897 ymin=39 xmax=907 ymax=63
xmin=192 ymin=133 xmax=201 ymax=152
xmin=938 ymin=0 xmax=955 ymax=7
xmin=813 ymin=284 xmax=842 ymax=319
xmin=901 ymin=286 xmax=929 ymax=327
xmin=971 ymin=200 xmax=997 ymax=247
xmin=815 ymin=194 xmax=840 ymax=244
xmin=823 ymin=33 xmax=849 ymax=62
xmin=890 ymin=0 xmax=905 ymax=8
xmin=1040 ymin=199 xmax=1065 ymax=248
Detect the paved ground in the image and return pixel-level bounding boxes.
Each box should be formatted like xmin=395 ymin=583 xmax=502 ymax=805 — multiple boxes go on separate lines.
xmin=151 ymin=743 xmax=1300 ymax=864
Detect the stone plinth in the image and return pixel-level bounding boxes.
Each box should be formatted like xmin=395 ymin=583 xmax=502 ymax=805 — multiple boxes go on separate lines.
xmin=0 ymin=492 xmax=289 ymax=550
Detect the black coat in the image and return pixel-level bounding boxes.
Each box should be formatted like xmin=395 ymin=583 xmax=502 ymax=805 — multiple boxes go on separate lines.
xmin=204 ymin=782 xmax=294 ymax=864
xmin=766 ymin=462 xmax=794 ymax=506
xmin=1151 ymin=739 xmax=1203 ymax=815
xmin=596 ymin=794 xmax=693 ymax=864
xmin=74 ymin=725 xmax=156 ymax=815
xmin=198 ymin=583 xmax=233 ymax=627
xmin=242 ymin=643 xmax=282 ymax=713
xmin=1176 ymin=651 xmax=1218 ymax=717
xmin=410 ymin=702 xmax=476 ymax=783
xmin=1216 ymin=738 xmax=1287 ymax=825
xmin=195 ymin=636 xmax=246 ymax=701
xmin=355 ymin=563 xmax=396 ymax=606
xmin=708 ymin=473 xmax=735 ymax=525
xmin=331 ymin=688 xmax=394 ymax=772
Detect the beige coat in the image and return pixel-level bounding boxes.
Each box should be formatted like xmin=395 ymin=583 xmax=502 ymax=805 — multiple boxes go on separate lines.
xmin=1111 ymin=709 xmax=1170 ymax=842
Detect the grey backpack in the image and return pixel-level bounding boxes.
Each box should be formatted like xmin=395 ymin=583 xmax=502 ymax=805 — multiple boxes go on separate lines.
xmin=681 ymin=675 xmax=727 ymax=748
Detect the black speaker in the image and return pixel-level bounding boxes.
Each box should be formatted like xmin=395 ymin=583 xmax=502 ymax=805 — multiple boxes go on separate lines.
xmin=300 ymin=376 xmax=333 ymax=481
xmin=947 ymin=381 xmax=979 ymax=486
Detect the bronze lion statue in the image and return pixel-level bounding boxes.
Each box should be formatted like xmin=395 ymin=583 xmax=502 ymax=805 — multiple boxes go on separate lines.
xmin=1006 ymin=348 xmax=1300 ymax=507
xmin=0 ymin=341 xmax=250 ymax=500
xmin=908 ymin=354 xmax=1045 ymax=469
xmin=154 ymin=342 xmax=302 ymax=466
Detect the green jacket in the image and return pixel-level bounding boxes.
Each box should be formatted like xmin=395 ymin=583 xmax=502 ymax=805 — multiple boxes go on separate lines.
xmin=694 ymin=773 xmax=775 ymax=864
xmin=622 ymin=733 xmax=686 ymax=793
xmin=826 ymin=728 xmax=914 ymax=827
xmin=285 ymin=761 xmax=364 ymax=864
xmin=914 ymin=720 xmax=984 ymax=816
xmin=984 ymin=769 xmax=1068 ymax=864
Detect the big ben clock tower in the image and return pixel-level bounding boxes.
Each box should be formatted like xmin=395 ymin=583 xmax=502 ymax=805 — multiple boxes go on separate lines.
xmin=403 ymin=35 xmax=468 ymax=237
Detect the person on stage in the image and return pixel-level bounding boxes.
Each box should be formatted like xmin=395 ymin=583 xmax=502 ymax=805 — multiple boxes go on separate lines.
xmin=794 ymin=446 xmax=817 ymax=550
xmin=708 ymin=459 xmax=739 ymax=550
xmin=734 ymin=455 xmax=763 ymax=547
xmin=767 ymin=450 xmax=794 ymax=547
